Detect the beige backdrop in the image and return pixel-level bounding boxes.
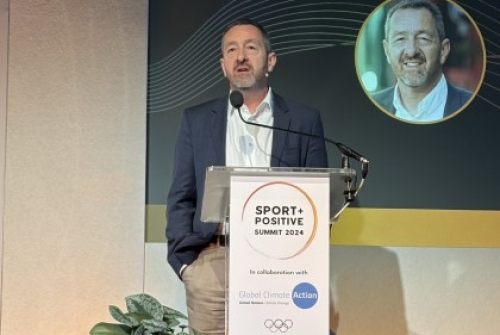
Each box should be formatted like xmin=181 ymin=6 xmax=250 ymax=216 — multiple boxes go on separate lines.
xmin=0 ymin=1 xmax=147 ymax=334
xmin=0 ymin=0 xmax=8 ymax=313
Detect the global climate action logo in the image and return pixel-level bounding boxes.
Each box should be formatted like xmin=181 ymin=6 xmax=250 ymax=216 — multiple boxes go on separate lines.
xmin=292 ymin=282 xmax=318 ymax=309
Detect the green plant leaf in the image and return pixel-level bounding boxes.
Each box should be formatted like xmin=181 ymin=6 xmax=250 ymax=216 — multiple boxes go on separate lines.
xmin=92 ymin=293 xmax=193 ymax=335
xmin=131 ymin=324 xmax=145 ymax=335
xmin=128 ymin=312 xmax=155 ymax=323
xmin=163 ymin=306 xmax=188 ymax=320
xmin=89 ymin=322 xmax=132 ymax=335
xmin=163 ymin=314 xmax=182 ymax=328
xmin=126 ymin=294 xmax=163 ymax=321
xmin=109 ymin=305 xmax=139 ymax=327
xmin=142 ymin=318 xmax=170 ymax=333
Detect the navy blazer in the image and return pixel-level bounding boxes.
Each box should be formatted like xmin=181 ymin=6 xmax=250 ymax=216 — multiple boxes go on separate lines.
xmin=166 ymin=92 xmax=328 ymax=276
xmin=372 ymin=81 xmax=472 ymax=119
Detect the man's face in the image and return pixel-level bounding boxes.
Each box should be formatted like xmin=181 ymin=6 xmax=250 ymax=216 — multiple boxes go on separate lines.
xmin=383 ymin=8 xmax=450 ymax=90
xmin=220 ymin=24 xmax=276 ymax=90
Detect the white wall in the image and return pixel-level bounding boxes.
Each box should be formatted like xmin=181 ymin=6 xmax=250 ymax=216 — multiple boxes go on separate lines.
xmin=0 ymin=0 xmax=9 ymax=319
xmin=330 ymin=246 xmax=500 ymax=335
xmin=0 ymin=1 xmax=148 ymax=334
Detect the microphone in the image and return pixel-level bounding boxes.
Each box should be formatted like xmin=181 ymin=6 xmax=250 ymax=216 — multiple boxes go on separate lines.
xmin=230 ymin=90 xmax=244 ymax=109
xmin=229 ymin=90 xmax=369 ymax=175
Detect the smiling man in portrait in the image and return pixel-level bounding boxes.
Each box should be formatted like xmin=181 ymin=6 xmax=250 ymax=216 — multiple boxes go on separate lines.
xmin=372 ymin=0 xmax=473 ymax=123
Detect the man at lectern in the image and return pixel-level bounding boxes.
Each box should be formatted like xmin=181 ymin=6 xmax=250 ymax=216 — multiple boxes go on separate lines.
xmin=167 ymin=18 xmax=329 ymax=335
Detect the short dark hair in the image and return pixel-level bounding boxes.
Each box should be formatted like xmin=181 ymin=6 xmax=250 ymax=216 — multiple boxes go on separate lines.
xmin=385 ymin=0 xmax=446 ymax=42
xmin=220 ymin=18 xmax=272 ymax=54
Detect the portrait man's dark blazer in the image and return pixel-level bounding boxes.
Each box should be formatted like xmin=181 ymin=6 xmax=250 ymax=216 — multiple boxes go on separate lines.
xmin=372 ymin=81 xmax=473 ymax=119
xmin=166 ymin=91 xmax=328 ymax=276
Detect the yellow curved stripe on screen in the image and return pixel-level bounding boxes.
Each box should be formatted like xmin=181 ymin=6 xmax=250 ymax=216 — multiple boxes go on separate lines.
xmin=332 ymin=208 xmax=500 ymax=247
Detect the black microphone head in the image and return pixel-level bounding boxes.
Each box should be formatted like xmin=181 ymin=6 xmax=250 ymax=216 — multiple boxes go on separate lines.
xmin=230 ymin=90 xmax=244 ymax=109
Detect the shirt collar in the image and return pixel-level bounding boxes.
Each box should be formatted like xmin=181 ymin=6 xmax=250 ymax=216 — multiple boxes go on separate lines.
xmin=393 ymin=74 xmax=448 ymax=121
xmin=228 ymin=88 xmax=273 ymax=117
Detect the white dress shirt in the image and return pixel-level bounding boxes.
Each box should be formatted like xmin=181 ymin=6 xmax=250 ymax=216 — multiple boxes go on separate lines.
xmin=226 ymin=89 xmax=274 ymax=167
xmin=394 ymin=74 xmax=448 ymax=122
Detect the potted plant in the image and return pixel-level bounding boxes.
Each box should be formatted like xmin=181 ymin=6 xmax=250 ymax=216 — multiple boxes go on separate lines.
xmin=89 ymin=293 xmax=201 ymax=335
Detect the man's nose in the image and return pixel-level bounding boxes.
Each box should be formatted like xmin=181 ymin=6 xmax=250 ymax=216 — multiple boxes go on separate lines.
xmin=403 ymin=39 xmax=419 ymax=57
xmin=236 ymin=48 xmax=247 ymax=62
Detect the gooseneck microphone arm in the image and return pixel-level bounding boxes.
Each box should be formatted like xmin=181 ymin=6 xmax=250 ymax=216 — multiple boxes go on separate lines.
xmin=229 ymin=90 xmax=369 ymax=177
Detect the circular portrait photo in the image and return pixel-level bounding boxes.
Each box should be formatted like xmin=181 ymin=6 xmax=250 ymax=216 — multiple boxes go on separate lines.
xmin=356 ymin=0 xmax=485 ymax=124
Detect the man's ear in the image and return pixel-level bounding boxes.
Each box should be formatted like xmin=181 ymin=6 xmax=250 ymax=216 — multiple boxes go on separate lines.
xmin=220 ymin=58 xmax=226 ymax=77
xmin=440 ymin=38 xmax=451 ymax=64
xmin=382 ymin=39 xmax=391 ymax=64
xmin=267 ymin=51 xmax=277 ymax=73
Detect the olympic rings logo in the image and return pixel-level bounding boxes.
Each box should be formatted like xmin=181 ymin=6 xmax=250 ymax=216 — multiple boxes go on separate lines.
xmin=264 ymin=319 xmax=294 ymax=333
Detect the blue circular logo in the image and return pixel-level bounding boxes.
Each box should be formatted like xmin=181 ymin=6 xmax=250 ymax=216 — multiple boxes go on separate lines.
xmin=292 ymin=282 xmax=318 ymax=309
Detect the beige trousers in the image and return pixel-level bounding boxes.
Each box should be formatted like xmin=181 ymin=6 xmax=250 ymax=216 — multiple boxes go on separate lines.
xmin=182 ymin=247 xmax=226 ymax=335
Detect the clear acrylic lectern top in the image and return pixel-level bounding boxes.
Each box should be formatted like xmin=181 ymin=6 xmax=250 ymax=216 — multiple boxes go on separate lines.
xmin=200 ymin=166 xmax=356 ymax=224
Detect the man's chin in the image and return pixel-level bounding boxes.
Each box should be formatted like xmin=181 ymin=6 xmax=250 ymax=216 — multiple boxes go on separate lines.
xmin=234 ymin=82 xmax=255 ymax=89
xmin=232 ymin=76 xmax=256 ymax=89
xmin=400 ymin=75 xmax=427 ymax=88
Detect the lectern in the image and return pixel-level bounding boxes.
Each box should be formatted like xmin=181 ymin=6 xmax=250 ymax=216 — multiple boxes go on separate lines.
xmin=201 ymin=166 xmax=355 ymax=335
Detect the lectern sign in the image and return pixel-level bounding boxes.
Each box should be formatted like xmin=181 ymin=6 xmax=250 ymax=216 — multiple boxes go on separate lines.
xmin=241 ymin=181 xmax=318 ymax=260
xmin=228 ymin=172 xmax=330 ymax=335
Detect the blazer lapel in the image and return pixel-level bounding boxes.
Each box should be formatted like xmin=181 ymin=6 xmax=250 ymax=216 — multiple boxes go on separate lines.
xmin=209 ymin=97 xmax=228 ymax=166
xmin=270 ymin=93 xmax=291 ymax=167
